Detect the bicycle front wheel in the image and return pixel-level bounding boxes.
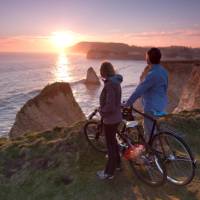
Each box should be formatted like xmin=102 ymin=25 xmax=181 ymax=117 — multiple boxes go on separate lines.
xmin=129 ymin=147 xmax=167 ymax=187
xmin=84 ymin=121 xmax=107 ymax=153
xmin=152 ymin=131 xmax=195 ymax=185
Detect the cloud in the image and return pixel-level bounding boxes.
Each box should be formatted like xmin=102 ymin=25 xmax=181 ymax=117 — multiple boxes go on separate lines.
xmin=123 ymin=28 xmax=200 ymax=39
xmin=0 ymin=35 xmax=52 ymax=52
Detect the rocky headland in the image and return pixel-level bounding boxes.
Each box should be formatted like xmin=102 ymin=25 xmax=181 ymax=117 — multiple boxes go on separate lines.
xmin=70 ymin=41 xmax=200 ymax=60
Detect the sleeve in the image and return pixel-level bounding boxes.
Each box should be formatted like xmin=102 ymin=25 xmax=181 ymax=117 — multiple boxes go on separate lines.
xmin=126 ymin=71 xmax=156 ymax=106
xmin=101 ymin=83 xmax=116 ymax=114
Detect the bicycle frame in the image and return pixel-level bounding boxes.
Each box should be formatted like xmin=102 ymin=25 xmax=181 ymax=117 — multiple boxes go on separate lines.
xmin=131 ymin=107 xmax=187 ymax=163
xmin=131 ymin=107 xmax=158 ymax=145
xmin=88 ymin=107 xmax=159 ymax=145
xmin=88 ymin=106 xmax=164 ymax=150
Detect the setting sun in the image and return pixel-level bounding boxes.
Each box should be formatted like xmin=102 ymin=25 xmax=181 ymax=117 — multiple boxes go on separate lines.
xmin=50 ymin=31 xmax=75 ymax=49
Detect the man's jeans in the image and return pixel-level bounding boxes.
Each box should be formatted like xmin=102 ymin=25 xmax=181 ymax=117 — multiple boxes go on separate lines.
xmin=143 ymin=112 xmax=158 ymax=142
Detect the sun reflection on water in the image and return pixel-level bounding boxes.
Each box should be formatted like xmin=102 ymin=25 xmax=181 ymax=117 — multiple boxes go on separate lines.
xmin=54 ymin=53 xmax=72 ymax=82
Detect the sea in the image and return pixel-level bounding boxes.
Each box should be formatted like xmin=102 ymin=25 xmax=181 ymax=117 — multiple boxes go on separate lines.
xmin=0 ymin=52 xmax=146 ymax=137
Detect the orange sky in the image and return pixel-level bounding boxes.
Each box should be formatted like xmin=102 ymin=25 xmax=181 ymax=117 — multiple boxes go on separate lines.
xmin=1 ymin=30 xmax=200 ymax=53
xmin=1 ymin=1 xmax=200 ymax=52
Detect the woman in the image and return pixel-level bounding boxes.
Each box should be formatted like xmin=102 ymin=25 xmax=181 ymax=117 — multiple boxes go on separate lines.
xmin=97 ymin=61 xmax=123 ymax=180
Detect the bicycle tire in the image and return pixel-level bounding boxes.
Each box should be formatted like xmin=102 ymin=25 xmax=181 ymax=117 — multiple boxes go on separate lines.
xmin=84 ymin=121 xmax=107 ymax=153
xmin=129 ymin=147 xmax=167 ymax=187
xmin=152 ymin=131 xmax=195 ymax=186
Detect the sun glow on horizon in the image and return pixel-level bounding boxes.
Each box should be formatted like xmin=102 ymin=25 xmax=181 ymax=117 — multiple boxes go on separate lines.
xmin=50 ymin=31 xmax=75 ymax=50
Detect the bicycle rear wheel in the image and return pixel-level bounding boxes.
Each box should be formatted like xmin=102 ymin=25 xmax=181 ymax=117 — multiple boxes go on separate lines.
xmin=152 ymin=131 xmax=195 ymax=185
xmin=84 ymin=121 xmax=107 ymax=153
xmin=129 ymin=147 xmax=167 ymax=187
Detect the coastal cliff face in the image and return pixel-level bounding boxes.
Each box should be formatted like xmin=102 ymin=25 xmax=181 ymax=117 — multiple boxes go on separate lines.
xmin=174 ymin=66 xmax=200 ymax=112
xmin=162 ymin=61 xmax=195 ymax=112
xmin=9 ymin=82 xmax=86 ymax=138
xmin=139 ymin=61 xmax=200 ymax=113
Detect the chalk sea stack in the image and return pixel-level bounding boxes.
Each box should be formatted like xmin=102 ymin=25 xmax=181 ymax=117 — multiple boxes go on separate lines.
xmin=9 ymin=82 xmax=86 ymax=138
xmin=85 ymin=67 xmax=101 ymax=85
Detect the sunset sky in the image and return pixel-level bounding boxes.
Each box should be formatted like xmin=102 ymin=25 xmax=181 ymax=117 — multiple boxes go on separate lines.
xmin=1 ymin=0 xmax=200 ymax=52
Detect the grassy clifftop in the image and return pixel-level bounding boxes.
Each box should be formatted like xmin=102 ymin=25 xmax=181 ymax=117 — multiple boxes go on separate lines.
xmin=0 ymin=110 xmax=200 ymax=200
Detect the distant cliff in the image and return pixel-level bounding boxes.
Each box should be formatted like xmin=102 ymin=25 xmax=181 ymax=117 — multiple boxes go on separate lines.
xmin=9 ymin=82 xmax=86 ymax=138
xmin=87 ymin=49 xmax=144 ymax=60
xmin=70 ymin=41 xmax=200 ymax=60
xmin=69 ymin=41 xmax=133 ymax=54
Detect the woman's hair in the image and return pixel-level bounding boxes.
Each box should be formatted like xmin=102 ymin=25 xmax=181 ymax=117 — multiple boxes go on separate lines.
xmin=147 ymin=48 xmax=162 ymax=64
xmin=100 ymin=61 xmax=115 ymax=78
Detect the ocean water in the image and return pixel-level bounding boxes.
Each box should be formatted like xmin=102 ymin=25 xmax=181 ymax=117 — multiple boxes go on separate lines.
xmin=0 ymin=52 xmax=146 ymax=137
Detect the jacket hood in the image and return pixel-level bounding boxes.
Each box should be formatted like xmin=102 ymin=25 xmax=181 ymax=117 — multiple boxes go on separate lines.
xmin=108 ymin=74 xmax=123 ymax=84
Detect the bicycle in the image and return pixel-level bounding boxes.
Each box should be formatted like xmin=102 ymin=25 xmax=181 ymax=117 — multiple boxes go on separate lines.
xmin=83 ymin=106 xmax=196 ymax=186
xmin=84 ymin=107 xmax=167 ymax=187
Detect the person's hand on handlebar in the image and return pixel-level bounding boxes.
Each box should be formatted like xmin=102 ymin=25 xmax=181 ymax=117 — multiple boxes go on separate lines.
xmin=96 ymin=107 xmax=103 ymax=117
xmin=95 ymin=107 xmax=100 ymax=112
xmin=121 ymin=100 xmax=132 ymax=108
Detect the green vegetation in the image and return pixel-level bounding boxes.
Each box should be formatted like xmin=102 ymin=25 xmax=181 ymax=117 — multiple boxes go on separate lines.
xmin=0 ymin=110 xmax=200 ymax=200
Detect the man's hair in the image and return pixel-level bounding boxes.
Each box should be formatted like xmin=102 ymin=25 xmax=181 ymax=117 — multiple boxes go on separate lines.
xmin=100 ymin=61 xmax=115 ymax=78
xmin=147 ymin=48 xmax=162 ymax=64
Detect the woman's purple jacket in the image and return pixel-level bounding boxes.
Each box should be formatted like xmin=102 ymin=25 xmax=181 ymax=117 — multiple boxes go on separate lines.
xmin=99 ymin=74 xmax=123 ymax=124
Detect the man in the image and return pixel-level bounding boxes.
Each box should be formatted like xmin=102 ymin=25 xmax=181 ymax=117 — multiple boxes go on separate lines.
xmin=125 ymin=48 xmax=168 ymax=141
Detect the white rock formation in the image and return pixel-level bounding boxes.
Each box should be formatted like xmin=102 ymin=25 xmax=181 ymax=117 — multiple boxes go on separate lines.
xmin=9 ymin=82 xmax=86 ymax=138
xmin=85 ymin=67 xmax=100 ymax=85
xmin=174 ymin=66 xmax=200 ymax=112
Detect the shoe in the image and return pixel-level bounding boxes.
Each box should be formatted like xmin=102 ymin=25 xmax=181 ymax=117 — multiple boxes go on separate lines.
xmin=96 ymin=170 xmax=114 ymax=180
xmin=168 ymin=154 xmax=176 ymax=161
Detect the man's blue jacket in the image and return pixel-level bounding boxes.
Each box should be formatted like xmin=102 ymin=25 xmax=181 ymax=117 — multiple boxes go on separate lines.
xmin=126 ymin=64 xmax=168 ymax=114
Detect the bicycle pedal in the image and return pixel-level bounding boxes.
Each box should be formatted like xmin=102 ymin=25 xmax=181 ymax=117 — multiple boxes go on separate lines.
xmin=194 ymin=159 xmax=198 ymax=168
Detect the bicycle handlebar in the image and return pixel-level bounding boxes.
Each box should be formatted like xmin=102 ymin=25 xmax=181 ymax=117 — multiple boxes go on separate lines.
xmin=88 ymin=105 xmax=158 ymax=122
xmin=121 ymin=105 xmax=157 ymax=122
xmin=88 ymin=108 xmax=99 ymax=120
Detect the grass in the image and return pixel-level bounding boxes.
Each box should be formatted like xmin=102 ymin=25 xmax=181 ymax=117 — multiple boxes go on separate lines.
xmin=0 ymin=110 xmax=200 ymax=200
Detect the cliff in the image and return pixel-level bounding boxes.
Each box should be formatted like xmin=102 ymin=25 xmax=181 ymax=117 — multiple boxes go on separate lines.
xmin=162 ymin=61 xmax=200 ymax=112
xmin=162 ymin=61 xmax=195 ymax=112
xmin=9 ymin=82 xmax=86 ymax=138
xmin=87 ymin=49 xmax=144 ymax=60
xmin=69 ymin=41 xmax=133 ymax=54
xmin=0 ymin=110 xmax=200 ymax=199
xmin=174 ymin=66 xmax=200 ymax=112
